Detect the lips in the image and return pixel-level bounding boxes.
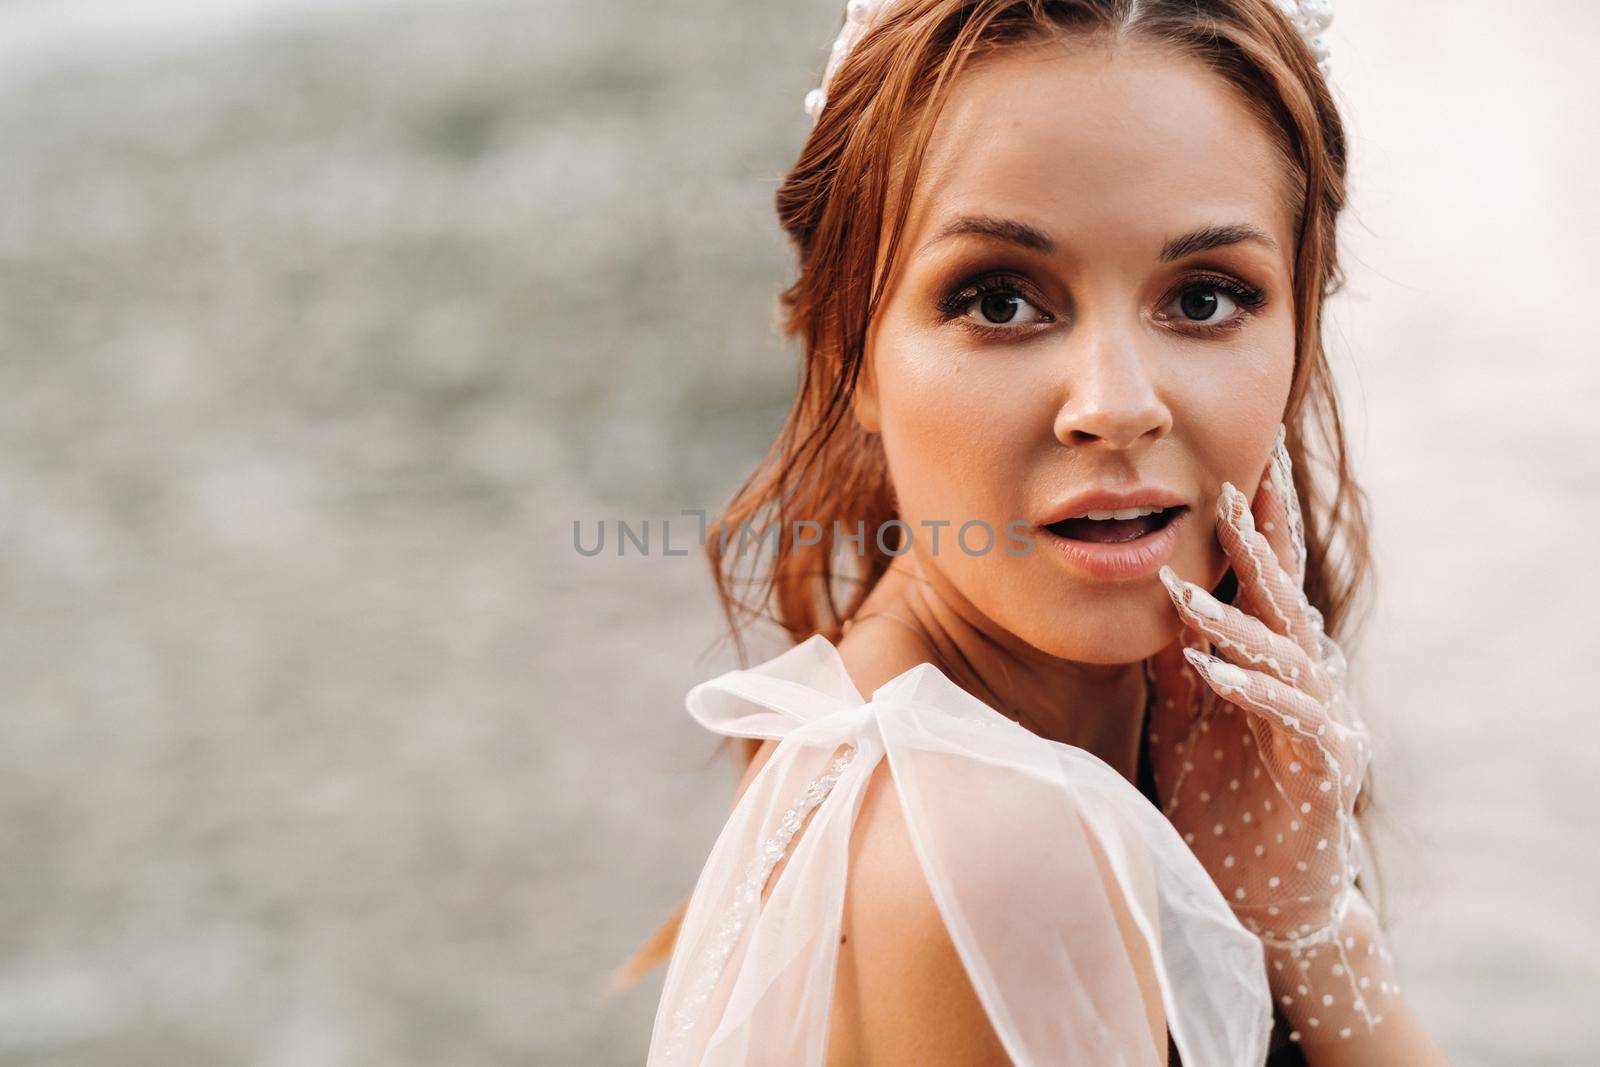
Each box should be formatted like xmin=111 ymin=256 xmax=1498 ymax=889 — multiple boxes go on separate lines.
xmin=1037 ymin=486 xmax=1190 ymax=527
xmin=1045 ymin=506 xmax=1185 ymax=544
xmin=1033 ymin=485 xmax=1192 ymax=581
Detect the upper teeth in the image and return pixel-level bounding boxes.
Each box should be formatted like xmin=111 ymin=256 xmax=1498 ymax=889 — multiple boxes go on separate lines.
xmin=1073 ymin=505 xmax=1167 ymax=521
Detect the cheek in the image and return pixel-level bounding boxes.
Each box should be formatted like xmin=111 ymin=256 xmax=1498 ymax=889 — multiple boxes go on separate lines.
xmin=872 ymin=341 xmax=1042 ymax=526
xmin=1175 ymin=336 xmax=1296 ymax=587
xmin=1188 ymin=314 xmax=1295 ymax=419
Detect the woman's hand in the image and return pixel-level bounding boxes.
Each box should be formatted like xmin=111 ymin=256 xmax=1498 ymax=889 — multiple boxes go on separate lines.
xmin=1146 ymin=425 xmax=1398 ymax=1049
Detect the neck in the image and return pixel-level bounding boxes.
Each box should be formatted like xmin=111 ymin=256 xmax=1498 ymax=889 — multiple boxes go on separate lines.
xmin=850 ymin=553 xmax=1149 ymax=782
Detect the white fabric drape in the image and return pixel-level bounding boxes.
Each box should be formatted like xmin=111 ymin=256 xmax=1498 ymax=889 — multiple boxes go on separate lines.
xmin=647 ymin=635 xmax=1273 ymax=1066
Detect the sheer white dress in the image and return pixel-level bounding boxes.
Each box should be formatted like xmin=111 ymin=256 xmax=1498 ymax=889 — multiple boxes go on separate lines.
xmin=646 ymin=635 xmax=1274 ymax=1066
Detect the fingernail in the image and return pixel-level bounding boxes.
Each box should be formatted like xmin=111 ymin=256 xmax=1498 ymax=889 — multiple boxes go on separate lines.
xmin=1220 ymin=481 xmax=1255 ymax=532
xmin=1158 ymin=566 xmax=1222 ymax=620
xmin=1157 ymin=564 xmax=1184 ymax=598
xmin=1218 ymin=482 xmax=1238 ymax=520
xmin=1185 ymin=582 xmax=1226 ymax=621
xmin=1182 ymin=647 xmax=1249 ymax=692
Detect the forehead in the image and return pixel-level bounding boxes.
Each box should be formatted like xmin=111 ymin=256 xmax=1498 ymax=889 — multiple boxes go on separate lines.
xmin=897 ymin=40 xmax=1296 ymax=263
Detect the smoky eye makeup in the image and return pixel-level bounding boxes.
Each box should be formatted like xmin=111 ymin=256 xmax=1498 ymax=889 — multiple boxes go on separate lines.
xmin=933 ymin=269 xmax=1057 ymax=338
xmin=931 ymin=262 xmax=1272 ymax=340
xmin=1155 ymin=270 xmax=1270 ymax=334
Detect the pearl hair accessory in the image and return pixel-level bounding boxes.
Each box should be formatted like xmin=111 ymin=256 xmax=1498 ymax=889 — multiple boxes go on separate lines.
xmin=1274 ymin=0 xmax=1334 ymax=74
xmin=802 ymin=0 xmax=1334 ymax=122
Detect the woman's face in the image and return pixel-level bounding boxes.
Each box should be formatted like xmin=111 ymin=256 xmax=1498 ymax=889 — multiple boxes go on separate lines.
xmin=858 ymin=40 xmax=1298 ymax=665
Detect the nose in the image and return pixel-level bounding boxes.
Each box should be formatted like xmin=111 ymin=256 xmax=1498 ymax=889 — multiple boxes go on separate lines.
xmin=1051 ymin=317 xmax=1172 ymax=450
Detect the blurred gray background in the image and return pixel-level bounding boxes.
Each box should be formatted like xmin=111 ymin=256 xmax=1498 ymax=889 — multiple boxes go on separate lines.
xmin=0 ymin=0 xmax=1593 ymax=1064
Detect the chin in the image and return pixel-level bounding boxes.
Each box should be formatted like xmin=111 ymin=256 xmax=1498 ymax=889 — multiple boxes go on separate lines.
xmin=1007 ymin=591 xmax=1187 ymax=666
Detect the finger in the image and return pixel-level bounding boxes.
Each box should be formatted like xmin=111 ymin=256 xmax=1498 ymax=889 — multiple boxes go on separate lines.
xmin=1181 ymin=647 xmax=1329 ymax=740
xmin=1254 ymin=423 xmax=1308 ymax=589
xmin=1158 ymin=565 xmax=1330 ymax=701
xmin=1217 ymin=480 xmax=1311 ymax=647
xmin=1217 ymin=481 xmax=1322 ymax=661
xmin=1182 ymin=650 xmax=1348 ymax=795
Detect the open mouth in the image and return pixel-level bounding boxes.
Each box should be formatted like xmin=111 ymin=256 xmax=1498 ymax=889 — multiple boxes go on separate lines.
xmin=1043 ymin=504 xmax=1188 ymax=544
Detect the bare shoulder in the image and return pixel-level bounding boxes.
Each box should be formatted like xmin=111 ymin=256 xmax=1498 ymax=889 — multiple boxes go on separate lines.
xmin=827 ymin=753 xmax=1015 ymax=1066
xmin=824 ymin=616 xmax=1171 ymax=1065
xmin=834 ymin=614 xmax=941 ymax=697
xmin=737 ymin=626 xmax=1169 ymax=1063
xmin=829 ymin=755 xmax=1169 ymax=1066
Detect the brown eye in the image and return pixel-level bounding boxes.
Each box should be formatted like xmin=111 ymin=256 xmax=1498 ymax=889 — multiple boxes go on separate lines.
xmin=977 ymin=291 xmax=1025 ymax=324
xmin=938 ymin=274 xmax=1052 ymax=333
xmin=1158 ymin=274 xmax=1267 ymax=333
xmin=1176 ymin=286 xmax=1235 ymax=323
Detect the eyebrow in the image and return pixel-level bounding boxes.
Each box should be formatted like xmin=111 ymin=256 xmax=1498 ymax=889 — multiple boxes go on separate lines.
xmin=1157 ymin=222 xmax=1278 ymax=262
xmin=915 ymin=214 xmax=1278 ymax=262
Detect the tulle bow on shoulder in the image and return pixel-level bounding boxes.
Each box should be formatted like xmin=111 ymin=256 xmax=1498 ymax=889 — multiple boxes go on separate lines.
xmin=647 ymin=635 xmax=1272 ymax=1067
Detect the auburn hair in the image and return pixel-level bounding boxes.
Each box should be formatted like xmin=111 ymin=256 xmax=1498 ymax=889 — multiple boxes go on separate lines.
xmin=614 ymin=0 xmax=1382 ymax=1004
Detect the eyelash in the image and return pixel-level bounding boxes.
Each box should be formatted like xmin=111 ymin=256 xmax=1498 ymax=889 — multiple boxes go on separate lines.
xmin=1166 ymin=272 xmax=1269 ymax=334
xmin=935 ymin=273 xmax=1050 ymax=338
xmin=935 ymin=270 xmax=1268 ymax=339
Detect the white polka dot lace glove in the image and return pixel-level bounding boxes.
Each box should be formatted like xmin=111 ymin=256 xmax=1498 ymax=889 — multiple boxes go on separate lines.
xmin=1148 ymin=426 xmax=1399 ymax=1048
